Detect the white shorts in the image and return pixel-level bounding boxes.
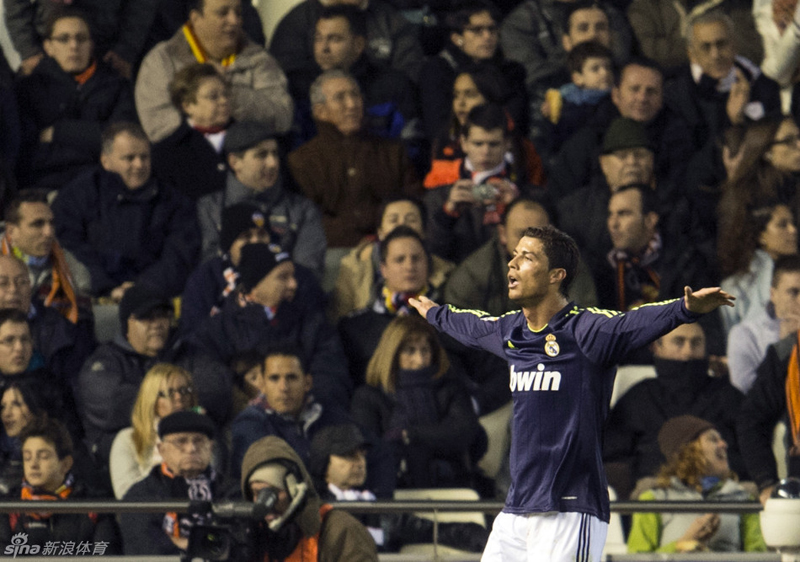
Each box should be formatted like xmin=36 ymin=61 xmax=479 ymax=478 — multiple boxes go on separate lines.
xmin=481 ymin=511 xmax=608 ymax=562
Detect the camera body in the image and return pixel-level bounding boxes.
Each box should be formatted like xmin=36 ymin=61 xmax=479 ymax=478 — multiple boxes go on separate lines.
xmin=471 ymin=182 xmax=497 ymax=201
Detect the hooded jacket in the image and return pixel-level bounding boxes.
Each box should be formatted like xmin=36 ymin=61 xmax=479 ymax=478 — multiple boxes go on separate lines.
xmin=239 ymin=436 xmax=378 ymax=562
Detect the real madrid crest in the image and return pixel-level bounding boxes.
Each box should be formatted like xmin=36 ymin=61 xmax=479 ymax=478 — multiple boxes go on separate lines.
xmin=544 ymin=334 xmax=560 ymax=357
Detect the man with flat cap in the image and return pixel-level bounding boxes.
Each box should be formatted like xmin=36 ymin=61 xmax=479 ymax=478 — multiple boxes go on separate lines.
xmin=121 ymin=411 xmax=222 ymax=556
xmin=80 ymin=285 xmax=232 ymax=467
xmin=189 ymin=243 xmax=351 ymax=407
xmin=197 ymin=120 xmax=326 ymax=276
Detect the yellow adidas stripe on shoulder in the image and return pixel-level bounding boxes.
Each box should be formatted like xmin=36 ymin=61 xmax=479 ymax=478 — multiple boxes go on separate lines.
xmin=446 ymin=304 xmax=492 ymax=318
xmin=585 ymin=307 xmax=622 ymax=318
xmin=630 ymin=298 xmax=681 ymax=310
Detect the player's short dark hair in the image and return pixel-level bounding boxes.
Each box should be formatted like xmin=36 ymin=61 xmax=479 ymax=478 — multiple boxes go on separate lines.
xmin=567 ymin=41 xmax=612 ymax=75
xmin=445 ymin=0 xmax=499 ymax=33
xmin=4 ymin=189 xmax=50 ymax=225
xmin=616 ymin=57 xmax=664 ymax=87
xmin=317 ymin=5 xmax=367 ymax=38
xmin=521 ymin=226 xmax=579 ymax=297
xmin=44 ymin=6 xmax=92 ymax=39
xmin=379 ymin=225 xmax=427 ymax=264
xmin=101 ymin=122 xmax=148 ymax=155
xmin=169 ymin=63 xmax=224 ymax=109
xmin=20 ymin=415 xmax=73 ymax=460
xmin=773 ymin=254 xmax=800 ymax=287
xmin=462 ymin=103 xmax=509 ymax=138
xmin=564 ymin=2 xmax=608 ymax=34
xmin=263 ymin=343 xmax=309 ymax=374
xmin=613 ymin=183 xmax=658 ymax=216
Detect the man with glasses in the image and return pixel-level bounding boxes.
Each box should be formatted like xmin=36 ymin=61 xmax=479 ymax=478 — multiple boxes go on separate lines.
xmin=121 ymin=410 xmax=220 ymax=556
xmin=13 ymin=7 xmax=137 ymax=191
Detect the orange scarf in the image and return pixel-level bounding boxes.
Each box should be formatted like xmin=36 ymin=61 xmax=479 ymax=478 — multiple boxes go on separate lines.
xmin=73 ymin=60 xmax=97 ymax=85
xmin=1 ymin=235 xmax=79 ymax=323
xmin=786 ymin=332 xmax=800 ymax=454
xmin=182 ymin=23 xmax=236 ymax=66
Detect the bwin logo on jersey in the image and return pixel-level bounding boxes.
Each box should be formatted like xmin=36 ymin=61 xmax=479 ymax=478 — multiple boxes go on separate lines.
xmin=509 ymin=364 xmax=561 ymax=392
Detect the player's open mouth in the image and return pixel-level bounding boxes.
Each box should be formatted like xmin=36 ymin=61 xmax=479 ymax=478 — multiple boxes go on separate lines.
xmin=508 ymin=275 xmax=518 ymax=289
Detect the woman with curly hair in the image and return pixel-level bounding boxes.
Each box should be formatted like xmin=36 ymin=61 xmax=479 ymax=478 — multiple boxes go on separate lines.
xmin=109 ymin=363 xmax=198 ymax=498
xmin=717 ymin=116 xmax=800 ymax=333
xmin=351 ymin=315 xmax=485 ymax=488
xmin=627 ymin=415 xmax=766 ymax=553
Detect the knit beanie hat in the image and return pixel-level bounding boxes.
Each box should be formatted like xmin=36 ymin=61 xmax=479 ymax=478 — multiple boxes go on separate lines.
xmin=248 ymin=462 xmax=289 ymax=490
xmin=158 ymin=411 xmax=215 ymax=439
xmin=238 ymin=243 xmax=291 ymax=292
xmin=658 ymin=415 xmax=716 ymax=460
xmin=601 ymin=117 xmax=653 ymax=154
xmin=219 ymin=202 xmax=272 ymax=253
xmin=118 ymin=284 xmax=172 ymax=335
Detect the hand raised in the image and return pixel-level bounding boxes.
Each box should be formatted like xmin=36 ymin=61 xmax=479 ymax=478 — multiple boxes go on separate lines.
xmin=684 ymin=286 xmax=735 ymax=314
xmin=409 ymin=295 xmax=440 ymax=318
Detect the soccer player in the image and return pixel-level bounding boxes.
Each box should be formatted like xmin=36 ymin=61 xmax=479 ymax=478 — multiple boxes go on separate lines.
xmin=409 ymin=225 xmax=733 ymax=562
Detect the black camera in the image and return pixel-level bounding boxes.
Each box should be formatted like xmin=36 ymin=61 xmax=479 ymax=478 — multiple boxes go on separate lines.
xmin=183 ymin=489 xmax=278 ymax=561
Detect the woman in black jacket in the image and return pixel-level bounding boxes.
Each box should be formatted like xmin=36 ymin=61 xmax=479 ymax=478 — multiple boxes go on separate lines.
xmin=351 ymin=315 xmax=486 ymax=488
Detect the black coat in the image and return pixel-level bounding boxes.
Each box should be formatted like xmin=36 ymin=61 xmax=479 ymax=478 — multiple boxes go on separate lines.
xmin=52 ymin=169 xmax=200 ymax=297
xmin=151 ymin=121 xmax=228 ymax=200
xmin=737 ymin=333 xmax=800 ymax=489
xmin=351 ymin=375 xmax=486 ymax=488
xmin=0 ymin=482 xmax=121 ymax=553
xmin=78 ymin=335 xmax=232 ymax=464
xmin=15 ymin=57 xmax=136 ymax=190
xmin=120 ymin=465 xmax=223 ymax=556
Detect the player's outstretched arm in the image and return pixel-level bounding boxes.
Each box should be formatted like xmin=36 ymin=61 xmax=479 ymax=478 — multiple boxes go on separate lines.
xmin=409 ymin=295 xmax=440 ymax=319
xmin=684 ymin=286 xmax=735 ymax=314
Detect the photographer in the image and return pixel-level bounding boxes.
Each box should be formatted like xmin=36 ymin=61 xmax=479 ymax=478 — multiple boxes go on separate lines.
xmin=239 ymin=435 xmax=378 ymax=561
xmin=423 ymin=104 xmax=542 ymax=264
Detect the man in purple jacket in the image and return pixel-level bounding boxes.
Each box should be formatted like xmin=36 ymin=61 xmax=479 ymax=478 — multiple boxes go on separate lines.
xmin=410 ymin=225 xmax=733 ymax=562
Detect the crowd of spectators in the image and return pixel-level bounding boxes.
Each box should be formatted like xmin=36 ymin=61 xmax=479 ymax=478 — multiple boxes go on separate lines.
xmin=1 ymin=0 xmax=800 ymax=555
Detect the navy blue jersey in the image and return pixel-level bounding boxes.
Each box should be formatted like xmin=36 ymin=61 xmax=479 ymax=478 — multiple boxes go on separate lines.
xmin=427 ymin=298 xmax=699 ymax=522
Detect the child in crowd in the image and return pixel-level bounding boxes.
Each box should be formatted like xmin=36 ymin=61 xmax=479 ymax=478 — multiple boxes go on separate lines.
xmin=542 ymin=41 xmax=614 ymax=154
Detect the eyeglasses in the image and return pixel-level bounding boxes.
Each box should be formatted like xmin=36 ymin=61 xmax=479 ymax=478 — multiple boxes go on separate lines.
xmin=463 ymin=25 xmax=498 ymax=35
xmin=771 ymin=134 xmax=800 ymax=147
xmin=49 ymin=34 xmax=91 ymax=44
xmin=163 ymin=435 xmax=211 ymax=450
xmin=0 ymin=277 xmax=31 ymax=291
xmin=157 ymin=386 xmax=194 ymax=400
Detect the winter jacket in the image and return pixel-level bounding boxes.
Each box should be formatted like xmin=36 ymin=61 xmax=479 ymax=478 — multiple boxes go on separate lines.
xmin=270 ymin=0 xmax=424 ymax=86
xmin=287 ymin=122 xmax=422 ymax=248
xmin=4 ymin=0 xmax=158 ymax=62
xmin=230 ymin=398 xmax=352 ymax=480
xmin=135 ymin=29 xmax=292 ymax=142
xmin=53 ymin=169 xmax=200 ymax=297
xmin=120 ymin=464 xmax=223 ymax=555
xmin=0 ymin=481 xmax=121 ymax=554
xmin=627 ymin=478 xmax=766 ymax=552
xmin=737 ymin=332 xmax=800 ymax=490
xmin=151 ymin=120 xmax=228 ymax=201
xmin=187 ymin=291 xmax=352 ymax=407
xmin=179 ymin=256 xmax=326 ymax=339
xmin=197 ymin=173 xmax=326 ymax=277
xmin=604 ymin=360 xmax=746 ymax=488
xmin=78 ymin=335 xmax=232 ymax=463
xmin=350 ymin=374 xmax=486 ymax=488
xmin=238 ymin=435 xmax=378 ymax=561
xmin=15 ymin=57 xmax=136 ymax=190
